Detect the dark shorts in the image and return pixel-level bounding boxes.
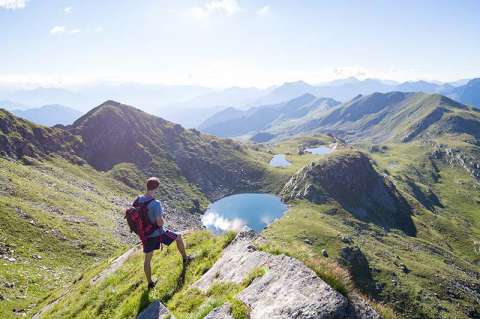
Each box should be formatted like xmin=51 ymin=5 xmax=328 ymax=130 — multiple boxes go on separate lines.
xmin=143 ymin=230 xmax=179 ymax=253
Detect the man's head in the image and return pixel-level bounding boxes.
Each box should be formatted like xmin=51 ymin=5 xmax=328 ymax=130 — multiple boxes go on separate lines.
xmin=146 ymin=177 xmax=160 ymax=193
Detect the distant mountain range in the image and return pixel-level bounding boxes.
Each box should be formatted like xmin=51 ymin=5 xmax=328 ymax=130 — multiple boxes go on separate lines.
xmin=199 ymin=94 xmax=340 ymax=138
xmin=200 ymin=91 xmax=480 ymax=144
xmin=1 ymin=77 xmax=479 ymax=128
xmin=11 ymin=104 xmax=83 ymax=126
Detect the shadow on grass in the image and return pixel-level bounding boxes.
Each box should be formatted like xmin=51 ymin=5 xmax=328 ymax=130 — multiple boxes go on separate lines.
xmin=138 ymin=262 xmax=187 ymax=316
xmin=136 ymin=289 xmax=151 ymax=316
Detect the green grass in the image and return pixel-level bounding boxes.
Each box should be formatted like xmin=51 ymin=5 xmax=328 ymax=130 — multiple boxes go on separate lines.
xmin=0 ymin=156 xmax=137 ymax=319
xmin=168 ymin=265 xmax=266 ymax=319
xmin=37 ymin=231 xmax=241 ymax=319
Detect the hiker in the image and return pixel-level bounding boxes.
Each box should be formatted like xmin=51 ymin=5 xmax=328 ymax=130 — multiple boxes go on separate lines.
xmin=127 ymin=177 xmax=192 ymax=289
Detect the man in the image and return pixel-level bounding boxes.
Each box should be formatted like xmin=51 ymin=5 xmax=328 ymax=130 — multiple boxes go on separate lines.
xmin=137 ymin=177 xmax=192 ymax=289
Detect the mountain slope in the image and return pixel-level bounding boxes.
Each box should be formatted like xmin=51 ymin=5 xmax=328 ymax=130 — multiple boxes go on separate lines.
xmin=201 ymin=91 xmax=480 ymax=144
xmin=12 ymin=104 xmax=83 ymax=126
xmin=68 ymin=100 xmax=266 ymax=202
xmin=281 ymin=92 xmax=480 ymax=143
xmin=0 ymin=109 xmax=83 ymax=160
xmin=447 ymin=78 xmax=480 ymax=108
xmin=0 ymin=155 xmax=137 ymax=319
xmin=200 ymin=94 xmax=340 ymax=138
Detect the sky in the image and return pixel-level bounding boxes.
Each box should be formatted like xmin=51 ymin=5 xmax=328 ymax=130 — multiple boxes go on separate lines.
xmin=1 ymin=0 xmax=479 ymax=88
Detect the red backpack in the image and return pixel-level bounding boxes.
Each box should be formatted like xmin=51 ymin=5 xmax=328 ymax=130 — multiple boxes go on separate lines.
xmin=125 ymin=197 xmax=158 ymax=244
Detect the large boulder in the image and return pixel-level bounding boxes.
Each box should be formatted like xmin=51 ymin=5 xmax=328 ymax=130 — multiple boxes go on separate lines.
xmin=193 ymin=231 xmax=379 ymax=319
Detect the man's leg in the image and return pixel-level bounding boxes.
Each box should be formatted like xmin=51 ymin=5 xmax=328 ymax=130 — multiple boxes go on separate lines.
xmin=175 ymin=235 xmax=188 ymax=259
xmin=144 ymin=251 xmax=154 ymax=284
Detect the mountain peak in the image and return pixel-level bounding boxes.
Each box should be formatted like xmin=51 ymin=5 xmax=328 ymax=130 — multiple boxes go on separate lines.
xmin=72 ymin=100 xmax=161 ymax=129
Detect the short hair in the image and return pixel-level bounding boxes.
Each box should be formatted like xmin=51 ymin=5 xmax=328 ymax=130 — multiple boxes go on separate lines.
xmin=146 ymin=177 xmax=160 ymax=191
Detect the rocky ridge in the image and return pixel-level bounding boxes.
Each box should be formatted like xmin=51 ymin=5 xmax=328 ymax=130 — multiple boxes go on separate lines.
xmin=188 ymin=230 xmax=379 ymax=319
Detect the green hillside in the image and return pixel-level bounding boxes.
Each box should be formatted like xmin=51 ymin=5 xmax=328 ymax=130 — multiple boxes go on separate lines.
xmin=0 ymin=156 xmax=137 ymax=318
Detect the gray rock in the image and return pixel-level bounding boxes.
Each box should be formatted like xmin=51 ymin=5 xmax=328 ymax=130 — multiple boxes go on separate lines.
xmin=193 ymin=231 xmax=379 ymax=319
xmin=137 ymin=300 xmax=174 ymax=319
xmin=303 ymin=238 xmax=313 ymax=245
xmin=238 ymin=254 xmax=349 ymax=319
xmin=204 ymin=303 xmax=233 ymax=319
xmin=193 ymin=230 xmax=270 ymax=291
xmin=5 ymin=282 xmax=15 ymax=288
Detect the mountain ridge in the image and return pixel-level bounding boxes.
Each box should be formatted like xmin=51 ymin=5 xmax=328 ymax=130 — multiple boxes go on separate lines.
xmin=200 ymin=91 xmax=480 ymax=144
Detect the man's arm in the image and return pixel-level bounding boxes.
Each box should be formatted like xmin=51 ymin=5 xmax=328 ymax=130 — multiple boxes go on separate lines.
xmin=154 ymin=201 xmax=164 ymax=228
xmin=156 ymin=215 xmax=164 ymax=228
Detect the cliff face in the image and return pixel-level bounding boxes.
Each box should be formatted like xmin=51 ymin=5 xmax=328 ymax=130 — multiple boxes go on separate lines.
xmin=282 ymin=150 xmax=416 ymax=236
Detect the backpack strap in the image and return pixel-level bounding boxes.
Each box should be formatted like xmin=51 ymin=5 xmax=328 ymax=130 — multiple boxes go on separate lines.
xmin=142 ymin=198 xmax=155 ymax=208
xmin=133 ymin=197 xmax=155 ymax=208
xmin=132 ymin=196 xmax=140 ymax=207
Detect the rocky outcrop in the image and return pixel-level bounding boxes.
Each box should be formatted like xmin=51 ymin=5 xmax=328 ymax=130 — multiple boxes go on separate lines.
xmin=432 ymin=143 xmax=480 ymax=180
xmin=204 ymin=303 xmax=234 ymax=319
xmin=281 ymin=150 xmax=416 ymax=236
xmin=194 ymin=231 xmax=380 ymax=319
xmin=137 ymin=300 xmax=174 ymax=319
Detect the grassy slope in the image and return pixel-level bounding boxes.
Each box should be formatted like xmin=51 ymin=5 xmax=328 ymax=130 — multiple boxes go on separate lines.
xmin=0 ymin=157 xmax=137 ymax=319
xmin=37 ymin=231 xmax=244 ymax=319
xmin=259 ymin=139 xmax=480 ymax=319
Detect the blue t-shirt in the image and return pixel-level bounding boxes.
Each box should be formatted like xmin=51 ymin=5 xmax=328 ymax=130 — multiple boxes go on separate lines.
xmin=136 ymin=195 xmax=164 ymax=238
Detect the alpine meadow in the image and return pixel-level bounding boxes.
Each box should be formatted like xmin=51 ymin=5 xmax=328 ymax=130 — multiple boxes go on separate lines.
xmin=0 ymin=1 xmax=479 ymax=319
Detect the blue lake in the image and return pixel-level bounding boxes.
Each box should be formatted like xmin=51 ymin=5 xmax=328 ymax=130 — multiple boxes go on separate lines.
xmin=269 ymin=154 xmax=291 ymax=167
xmin=202 ymin=193 xmax=288 ymax=233
xmin=305 ymin=146 xmax=333 ymax=155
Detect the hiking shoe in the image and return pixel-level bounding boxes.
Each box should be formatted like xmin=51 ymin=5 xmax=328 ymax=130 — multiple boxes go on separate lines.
xmin=183 ymin=255 xmax=194 ymax=265
xmin=147 ymin=281 xmax=156 ymax=290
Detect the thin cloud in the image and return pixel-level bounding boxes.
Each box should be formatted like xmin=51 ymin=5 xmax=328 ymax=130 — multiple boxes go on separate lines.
xmin=95 ymin=26 xmax=103 ymax=33
xmin=189 ymin=0 xmax=243 ymax=20
xmin=0 ymin=0 xmax=28 ymax=10
xmin=64 ymin=6 xmax=72 ymax=14
xmin=256 ymin=5 xmax=271 ymax=16
xmin=50 ymin=26 xmax=80 ymax=36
